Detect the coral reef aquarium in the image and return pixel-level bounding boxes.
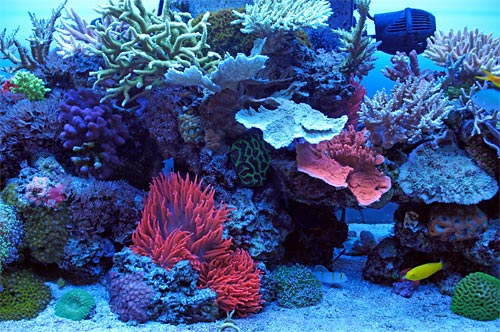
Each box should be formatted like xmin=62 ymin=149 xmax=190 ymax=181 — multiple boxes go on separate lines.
xmin=1 ymin=0 xmax=500 ymax=331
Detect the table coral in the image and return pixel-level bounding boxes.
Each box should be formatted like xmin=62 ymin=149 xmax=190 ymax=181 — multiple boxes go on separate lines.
xmin=236 ymin=97 xmax=348 ymax=149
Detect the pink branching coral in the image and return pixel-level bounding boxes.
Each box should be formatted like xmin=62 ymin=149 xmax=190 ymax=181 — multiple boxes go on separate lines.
xmin=296 ymin=125 xmax=391 ymax=206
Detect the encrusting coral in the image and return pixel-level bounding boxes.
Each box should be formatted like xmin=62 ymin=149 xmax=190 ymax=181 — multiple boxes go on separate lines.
xmin=398 ymin=142 xmax=498 ymax=205
xmin=427 ymin=204 xmax=488 ymax=242
xmin=89 ymin=0 xmax=221 ymax=106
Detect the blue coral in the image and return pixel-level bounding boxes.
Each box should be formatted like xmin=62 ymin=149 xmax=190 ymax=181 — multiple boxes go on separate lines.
xmin=58 ymin=88 xmax=129 ymax=179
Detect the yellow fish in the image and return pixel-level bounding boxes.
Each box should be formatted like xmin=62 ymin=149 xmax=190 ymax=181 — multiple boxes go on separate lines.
xmin=403 ymin=261 xmax=443 ymax=281
xmin=313 ymin=265 xmax=348 ymax=285
xmin=476 ymin=68 xmax=500 ymax=88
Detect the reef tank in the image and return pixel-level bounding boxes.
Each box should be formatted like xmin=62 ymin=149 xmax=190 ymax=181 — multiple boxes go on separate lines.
xmin=0 ymin=0 xmax=499 ymax=331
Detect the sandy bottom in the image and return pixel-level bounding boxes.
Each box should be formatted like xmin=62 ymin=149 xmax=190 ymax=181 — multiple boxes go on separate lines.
xmin=1 ymin=252 xmax=499 ymax=332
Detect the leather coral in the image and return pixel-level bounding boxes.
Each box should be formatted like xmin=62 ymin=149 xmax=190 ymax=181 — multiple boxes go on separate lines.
xmin=130 ymin=172 xmax=262 ymax=316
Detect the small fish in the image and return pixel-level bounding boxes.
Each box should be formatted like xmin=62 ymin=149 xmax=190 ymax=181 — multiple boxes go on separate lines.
xmin=476 ymin=68 xmax=500 ymax=88
xmin=471 ymin=88 xmax=500 ymax=112
xmin=402 ymin=261 xmax=443 ymax=281
xmin=313 ymin=265 xmax=347 ymax=285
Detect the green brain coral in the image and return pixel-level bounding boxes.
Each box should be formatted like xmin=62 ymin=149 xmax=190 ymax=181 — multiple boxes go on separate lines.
xmin=0 ymin=270 xmax=52 ymax=321
xmin=271 ymin=264 xmax=323 ymax=308
xmin=451 ymin=272 xmax=500 ymax=321
xmin=55 ymin=289 xmax=96 ymax=321
xmin=230 ymin=134 xmax=272 ymax=187
xmin=10 ymin=71 xmax=51 ymax=101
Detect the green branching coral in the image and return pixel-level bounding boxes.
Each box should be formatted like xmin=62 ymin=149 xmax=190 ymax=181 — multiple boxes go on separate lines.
xmin=271 ymin=264 xmax=323 ymax=308
xmin=334 ymin=0 xmax=380 ymax=79
xmin=10 ymin=71 xmax=51 ymax=101
xmin=89 ymin=0 xmax=221 ymax=106
xmin=451 ymin=272 xmax=500 ymax=321
xmin=0 ymin=270 xmax=52 ymax=321
xmin=55 ymin=289 xmax=96 ymax=321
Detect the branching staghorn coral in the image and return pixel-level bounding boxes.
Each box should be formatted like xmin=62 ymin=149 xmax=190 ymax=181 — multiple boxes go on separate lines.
xmin=89 ymin=0 xmax=221 ymax=106
xmin=382 ymin=50 xmax=421 ymax=81
xmin=53 ymin=6 xmax=104 ymax=59
xmin=334 ymin=0 xmax=380 ymax=79
xmin=0 ymin=0 xmax=68 ymax=72
xmin=424 ymin=27 xmax=500 ymax=77
xmin=459 ymin=82 xmax=500 ymax=157
xmin=231 ymin=0 xmax=333 ymax=36
xmin=360 ymin=77 xmax=454 ymax=150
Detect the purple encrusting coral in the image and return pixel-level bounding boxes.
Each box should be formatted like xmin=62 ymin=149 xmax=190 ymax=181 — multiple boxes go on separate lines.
xmin=58 ymin=88 xmax=129 ymax=179
xmin=107 ymin=271 xmax=155 ymax=323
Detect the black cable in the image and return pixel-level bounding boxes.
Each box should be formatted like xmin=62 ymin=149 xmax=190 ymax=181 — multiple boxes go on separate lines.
xmin=157 ymin=0 xmax=164 ymax=16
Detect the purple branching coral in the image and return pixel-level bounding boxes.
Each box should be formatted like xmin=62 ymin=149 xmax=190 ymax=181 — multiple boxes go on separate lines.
xmin=58 ymin=88 xmax=129 ymax=179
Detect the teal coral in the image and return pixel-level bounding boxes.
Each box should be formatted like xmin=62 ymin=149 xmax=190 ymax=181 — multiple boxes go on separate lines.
xmin=0 ymin=199 xmax=23 ymax=273
xmin=10 ymin=71 xmax=51 ymax=101
xmin=451 ymin=272 xmax=500 ymax=321
xmin=230 ymin=134 xmax=272 ymax=187
xmin=0 ymin=270 xmax=52 ymax=321
xmin=271 ymin=264 xmax=323 ymax=308
xmin=55 ymin=289 xmax=96 ymax=321
xmin=89 ymin=0 xmax=220 ymax=106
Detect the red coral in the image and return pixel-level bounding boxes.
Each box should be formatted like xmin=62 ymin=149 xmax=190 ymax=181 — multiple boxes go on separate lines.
xmin=130 ymin=172 xmax=233 ymax=270
xmin=1 ymin=79 xmax=18 ymax=93
xmin=131 ymin=173 xmax=263 ymax=316
xmin=199 ymin=249 xmax=263 ymax=317
xmin=343 ymin=78 xmax=366 ymax=126
xmin=296 ymin=125 xmax=391 ymax=206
